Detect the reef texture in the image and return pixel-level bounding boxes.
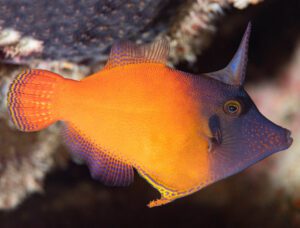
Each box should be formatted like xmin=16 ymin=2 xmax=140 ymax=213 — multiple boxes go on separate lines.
xmin=0 ymin=0 xmax=262 ymax=64
xmin=0 ymin=0 xmax=171 ymax=62
xmin=167 ymin=0 xmax=262 ymax=64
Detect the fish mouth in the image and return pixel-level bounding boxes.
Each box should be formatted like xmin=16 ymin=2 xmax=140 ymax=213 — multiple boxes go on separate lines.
xmin=286 ymin=130 xmax=293 ymax=148
xmin=278 ymin=129 xmax=293 ymax=151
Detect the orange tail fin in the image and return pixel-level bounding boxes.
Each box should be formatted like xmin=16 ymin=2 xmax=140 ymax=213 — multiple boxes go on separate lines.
xmin=7 ymin=69 xmax=65 ymax=132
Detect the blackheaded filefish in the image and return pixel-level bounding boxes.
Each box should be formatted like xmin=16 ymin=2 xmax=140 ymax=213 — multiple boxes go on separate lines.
xmin=7 ymin=23 xmax=293 ymax=207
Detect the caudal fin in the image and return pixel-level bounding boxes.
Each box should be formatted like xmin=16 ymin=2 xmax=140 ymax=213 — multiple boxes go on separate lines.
xmin=7 ymin=69 xmax=64 ymax=132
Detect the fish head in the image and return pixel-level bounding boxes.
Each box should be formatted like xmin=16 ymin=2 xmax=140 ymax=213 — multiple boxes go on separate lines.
xmin=202 ymin=85 xmax=293 ymax=180
xmin=200 ymin=23 xmax=293 ymax=181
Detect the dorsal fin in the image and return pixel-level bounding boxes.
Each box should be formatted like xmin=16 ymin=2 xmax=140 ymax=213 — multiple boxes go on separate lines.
xmin=104 ymin=38 xmax=169 ymax=70
xmin=205 ymin=22 xmax=251 ymax=86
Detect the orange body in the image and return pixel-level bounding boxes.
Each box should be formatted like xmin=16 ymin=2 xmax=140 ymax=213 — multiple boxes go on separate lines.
xmin=60 ymin=64 xmax=211 ymax=202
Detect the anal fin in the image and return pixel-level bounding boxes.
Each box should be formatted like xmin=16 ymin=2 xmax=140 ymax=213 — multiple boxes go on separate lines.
xmin=62 ymin=124 xmax=134 ymax=187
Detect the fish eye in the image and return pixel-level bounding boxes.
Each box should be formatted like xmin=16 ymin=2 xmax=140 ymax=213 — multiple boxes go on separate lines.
xmin=223 ymin=100 xmax=242 ymax=116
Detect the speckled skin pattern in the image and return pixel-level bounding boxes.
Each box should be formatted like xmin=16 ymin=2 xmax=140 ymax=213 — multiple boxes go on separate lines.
xmin=0 ymin=0 xmax=173 ymax=61
xmin=195 ymin=76 xmax=292 ymax=182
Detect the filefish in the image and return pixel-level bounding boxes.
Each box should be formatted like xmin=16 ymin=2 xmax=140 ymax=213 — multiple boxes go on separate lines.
xmin=7 ymin=23 xmax=293 ymax=207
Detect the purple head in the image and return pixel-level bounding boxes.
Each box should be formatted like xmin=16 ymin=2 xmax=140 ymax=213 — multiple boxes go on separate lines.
xmin=198 ymin=23 xmax=293 ymax=181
